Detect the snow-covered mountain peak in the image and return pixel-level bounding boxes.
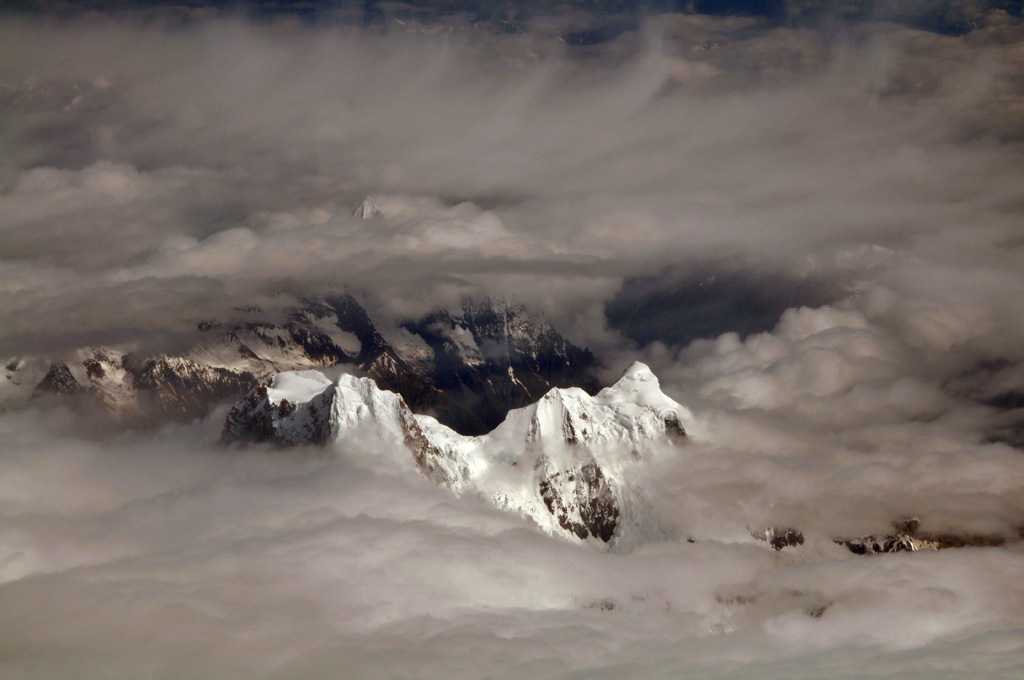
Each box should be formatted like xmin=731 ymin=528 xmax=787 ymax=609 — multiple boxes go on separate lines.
xmin=327 ymin=373 xmax=413 ymax=439
xmin=223 ymin=362 xmax=696 ymax=545
xmin=601 ymin=361 xmax=665 ymax=403
xmin=488 ymin=386 xmax=593 ymax=449
xmin=619 ymin=361 xmax=657 ymax=383
xmin=225 ymin=370 xmax=475 ymax=488
xmin=244 ymin=370 xmax=413 ymax=447
xmin=594 ymin=362 xmax=696 ymax=438
xmin=485 ymin=362 xmax=695 ymax=457
xmin=353 ymin=196 xmax=382 ymax=219
xmin=265 ymin=370 xmax=333 ymax=405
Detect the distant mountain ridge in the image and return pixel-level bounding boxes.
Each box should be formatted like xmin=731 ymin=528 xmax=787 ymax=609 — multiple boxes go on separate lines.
xmin=2 ymin=295 xmax=597 ymax=434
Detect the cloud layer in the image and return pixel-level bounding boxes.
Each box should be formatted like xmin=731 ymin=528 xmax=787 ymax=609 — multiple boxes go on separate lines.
xmin=3 ymin=8 xmax=1024 ymax=678
xmin=2 ymin=405 xmax=1023 ymax=679
xmin=2 ymin=12 xmax=1023 ymax=352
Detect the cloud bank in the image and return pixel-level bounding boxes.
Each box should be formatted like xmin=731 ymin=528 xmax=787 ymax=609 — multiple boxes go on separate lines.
xmin=2 ymin=405 xmax=1023 ymax=679
xmin=2 ymin=11 xmax=1023 ymax=352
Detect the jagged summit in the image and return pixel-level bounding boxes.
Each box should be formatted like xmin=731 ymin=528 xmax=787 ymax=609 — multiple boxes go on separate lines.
xmin=353 ymin=196 xmax=382 ymax=219
xmin=223 ymin=362 xmax=696 ymax=545
xmin=485 ymin=362 xmax=695 ymax=459
xmin=267 ymin=370 xmax=334 ymax=404
xmin=620 ymin=361 xmax=656 ymax=381
xmin=600 ymin=361 xmax=675 ymax=407
xmin=224 ymin=369 xmax=483 ymax=489
xmin=34 ymin=362 xmax=85 ymax=396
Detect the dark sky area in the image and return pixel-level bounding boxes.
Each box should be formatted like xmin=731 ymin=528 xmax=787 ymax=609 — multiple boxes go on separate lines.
xmin=3 ymin=0 xmax=1021 ymax=33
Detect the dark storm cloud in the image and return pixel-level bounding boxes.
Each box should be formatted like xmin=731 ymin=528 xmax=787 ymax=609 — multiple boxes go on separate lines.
xmin=606 ymin=264 xmax=845 ymax=348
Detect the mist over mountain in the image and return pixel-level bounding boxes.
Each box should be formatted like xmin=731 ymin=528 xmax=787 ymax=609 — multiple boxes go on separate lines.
xmin=2 ymin=2 xmax=1024 ymax=679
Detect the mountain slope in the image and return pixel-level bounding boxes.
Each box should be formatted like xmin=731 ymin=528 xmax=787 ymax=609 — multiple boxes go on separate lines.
xmin=405 ymin=298 xmax=598 ymax=431
xmin=222 ymin=362 xmax=696 ymax=544
xmin=3 ymin=295 xmax=596 ymax=434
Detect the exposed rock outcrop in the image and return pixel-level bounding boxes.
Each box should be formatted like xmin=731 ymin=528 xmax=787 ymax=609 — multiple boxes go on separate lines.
xmin=836 ymin=518 xmax=1010 ymax=555
xmin=753 ymin=527 xmax=805 ymax=550
xmin=33 ymin=363 xmax=85 ymax=396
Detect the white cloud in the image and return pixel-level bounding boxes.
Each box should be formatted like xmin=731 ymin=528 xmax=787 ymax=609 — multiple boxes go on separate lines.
xmin=2 ymin=406 xmax=1023 ymax=678
xmin=3 ymin=10 xmax=1024 ymax=678
xmin=1 ymin=13 xmax=1023 ymax=351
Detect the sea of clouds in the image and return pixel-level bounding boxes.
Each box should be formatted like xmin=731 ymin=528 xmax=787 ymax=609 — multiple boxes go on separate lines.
xmin=2 ymin=6 xmax=1024 ymax=678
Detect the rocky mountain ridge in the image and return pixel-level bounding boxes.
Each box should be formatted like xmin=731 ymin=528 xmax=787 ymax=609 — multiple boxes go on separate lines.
xmin=2 ymin=295 xmax=596 ymax=434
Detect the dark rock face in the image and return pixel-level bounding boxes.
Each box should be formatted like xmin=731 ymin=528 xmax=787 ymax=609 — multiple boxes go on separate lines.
xmin=404 ymin=299 xmax=598 ymax=434
xmin=753 ymin=527 xmax=805 ymax=550
xmin=835 ymin=517 xmax=1010 ymax=555
xmin=221 ymin=382 xmax=335 ymax=447
xmin=33 ymin=363 xmax=85 ymax=396
xmin=222 ymin=385 xmax=282 ymax=444
xmin=127 ymin=356 xmax=258 ymax=422
xmin=837 ymin=533 xmax=917 ymax=555
xmin=664 ymin=413 xmax=687 ymax=440
xmin=537 ymin=455 xmax=619 ymax=542
xmin=217 ymin=295 xmax=596 ymax=435
xmin=305 ymin=295 xmax=386 ymax=365
xmin=836 ymin=517 xmax=921 ymax=555
xmin=396 ymin=404 xmax=462 ymax=488
xmin=22 ymin=295 xmax=596 ymax=433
